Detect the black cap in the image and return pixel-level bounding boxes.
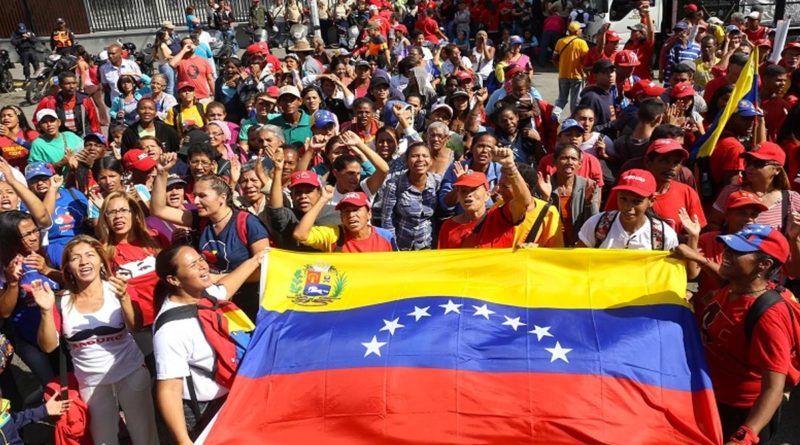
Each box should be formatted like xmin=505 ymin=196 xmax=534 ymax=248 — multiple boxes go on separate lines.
xmin=370 ymin=76 xmax=390 ymax=88
xmin=592 ymin=59 xmax=616 ymax=73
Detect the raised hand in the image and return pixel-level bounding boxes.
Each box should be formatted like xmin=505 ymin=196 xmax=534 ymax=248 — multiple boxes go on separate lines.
xmin=537 ymin=171 xmax=553 ymax=198
xmin=23 ymin=253 xmax=48 ymax=273
xmin=50 ymin=174 xmax=64 ymax=189
xmin=158 ymin=153 xmax=178 ymax=172
xmin=453 ymin=161 xmax=469 ymax=178
xmin=678 ymin=208 xmax=701 ymax=238
xmin=474 ymin=88 xmax=489 ymax=104
xmin=491 ymin=145 xmax=515 ymax=167
xmin=0 ymin=157 xmax=14 ymax=180
xmin=88 ymin=187 xmax=104 ymax=210
xmin=320 ymin=184 xmax=334 ymax=202
xmin=339 ymin=130 xmax=361 ymax=147
xmin=30 ymin=279 xmax=55 ymax=311
xmin=108 ymin=274 xmax=130 ymax=300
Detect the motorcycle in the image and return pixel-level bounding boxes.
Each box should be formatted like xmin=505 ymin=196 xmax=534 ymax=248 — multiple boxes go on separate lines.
xmin=0 ymin=49 xmax=14 ymax=93
xmin=26 ymin=53 xmax=77 ymax=104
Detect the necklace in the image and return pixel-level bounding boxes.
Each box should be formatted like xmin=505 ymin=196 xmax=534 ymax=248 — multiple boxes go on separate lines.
xmin=730 ymin=286 xmax=769 ymax=296
xmin=211 ymin=208 xmax=233 ymax=227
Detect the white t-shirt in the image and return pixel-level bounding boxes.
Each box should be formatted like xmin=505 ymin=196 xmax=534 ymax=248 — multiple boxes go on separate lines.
xmin=579 ymin=132 xmax=616 ymax=158
xmin=578 ymin=211 xmax=679 ymax=250
xmin=60 ymin=282 xmax=144 ymax=387
xmin=153 ymin=285 xmax=229 ymax=402
xmin=330 ymin=178 xmax=376 ymax=206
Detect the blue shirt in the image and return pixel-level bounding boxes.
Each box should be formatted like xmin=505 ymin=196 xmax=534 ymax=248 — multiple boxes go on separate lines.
xmin=12 ymin=265 xmax=60 ymax=345
xmin=664 ymin=42 xmax=701 ymax=87
xmin=380 ymin=172 xmax=441 ymax=251
xmin=194 ymin=209 xmax=269 ymax=273
xmin=48 ymin=189 xmax=89 ymax=243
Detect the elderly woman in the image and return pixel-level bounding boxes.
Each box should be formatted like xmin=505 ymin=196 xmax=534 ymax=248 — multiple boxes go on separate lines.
xmin=148 ymin=73 xmax=178 ymax=121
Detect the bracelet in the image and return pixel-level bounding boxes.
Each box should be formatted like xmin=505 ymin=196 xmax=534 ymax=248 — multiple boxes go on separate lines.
xmin=729 ymin=425 xmax=759 ymax=445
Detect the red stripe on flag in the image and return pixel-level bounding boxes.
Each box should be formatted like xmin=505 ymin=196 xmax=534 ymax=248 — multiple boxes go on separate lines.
xmin=204 ymin=368 xmax=721 ymax=444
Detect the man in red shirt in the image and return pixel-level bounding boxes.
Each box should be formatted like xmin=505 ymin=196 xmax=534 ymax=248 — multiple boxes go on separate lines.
xmin=168 ymin=37 xmax=215 ymax=100
xmin=743 ymin=11 xmax=768 ymax=42
xmin=709 ymin=100 xmax=762 ymax=189
xmin=583 ymin=28 xmax=620 ymax=83
xmin=34 ymin=71 xmax=101 ymax=137
xmin=605 ymin=138 xmax=707 ymax=234
xmin=623 ymin=4 xmax=656 ymax=80
xmin=414 ymin=8 xmax=447 ymax=45
xmin=760 ymin=64 xmax=790 ymax=141
xmin=438 ymin=138 xmax=532 ymax=249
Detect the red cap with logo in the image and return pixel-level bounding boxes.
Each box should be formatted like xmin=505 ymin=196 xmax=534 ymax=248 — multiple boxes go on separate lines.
xmin=289 ymin=170 xmax=321 ymax=188
xmin=453 ymin=171 xmax=490 ymax=189
xmin=725 ymin=190 xmax=769 ymax=212
xmin=335 ymin=191 xmax=371 ymax=210
xmin=612 ymin=169 xmax=657 ymax=197
xmin=646 ymin=138 xmax=689 ymax=159
xmin=122 ymin=149 xmax=157 ymax=173
xmin=614 ymin=50 xmax=640 ymax=67
xmin=628 ymin=79 xmax=666 ymax=98
xmin=741 ymin=141 xmax=786 ymax=165
xmin=605 ymin=30 xmax=621 ymax=42
xmin=670 ymin=81 xmax=696 ymax=99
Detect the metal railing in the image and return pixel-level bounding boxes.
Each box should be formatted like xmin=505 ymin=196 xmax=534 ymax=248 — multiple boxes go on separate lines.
xmin=82 ymin=0 xmax=256 ymax=32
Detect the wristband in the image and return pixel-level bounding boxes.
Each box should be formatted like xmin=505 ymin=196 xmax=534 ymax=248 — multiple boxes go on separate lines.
xmin=730 ymin=425 xmax=759 ymax=445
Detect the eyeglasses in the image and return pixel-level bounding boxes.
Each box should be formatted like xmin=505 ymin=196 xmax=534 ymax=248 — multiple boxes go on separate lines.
xmin=190 ymin=160 xmax=213 ymax=167
xmin=104 ymin=207 xmax=131 ymax=217
xmin=19 ymin=227 xmax=40 ymax=239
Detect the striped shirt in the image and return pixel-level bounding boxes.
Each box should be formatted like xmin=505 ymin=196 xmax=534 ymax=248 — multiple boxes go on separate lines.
xmin=664 ymin=42 xmax=701 ymax=87
xmin=380 ymin=172 xmax=441 ymax=251
xmin=713 ymin=185 xmax=800 ymax=232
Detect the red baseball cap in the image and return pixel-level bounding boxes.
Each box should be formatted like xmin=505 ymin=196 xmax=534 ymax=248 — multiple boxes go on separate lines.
xmin=266 ymin=85 xmax=281 ymax=99
xmin=453 ymin=171 xmax=490 ymax=189
xmin=646 ymin=138 xmax=689 ymax=159
xmin=754 ymin=38 xmax=772 ymax=48
xmin=613 ymin=169 xmax=657 ymax=197
xmin=614 ymin=50 xmax=640 ymax=67
xmin=685 ymin=3 xmax=699 ymax=12
xmin=605 ymin=30 xmax=621 ymax=42
xmin=122 ymin=149 xmax=157 ymax=173
xmin=670 ymin=81 xmax=696 ymax=99
xmin=504 ymin=63 xmax=525 ymax=79
xmin=335 ymin=191 xmax=371 ymax=210
xmin=246 ymin=42 xmax=270 ymax=55
xmin=717 ymin=224 xmax=790 ymax=263
xmin=741 ymin=142 xmax=786 ymax=165
xmin=177 ymin=81 xmax=195 ymax=91
xmin=289 ymin=170 xmax=321 ymax=188
xmin=393 ymin=24 xmax=408 ymax=34
xmin=455 ymin=70 xmax=474 ymax=82
xmin=628 ymin=79 xmax=666 ymax=98
xmin=725 ymin=190 xmax=769 ymax=212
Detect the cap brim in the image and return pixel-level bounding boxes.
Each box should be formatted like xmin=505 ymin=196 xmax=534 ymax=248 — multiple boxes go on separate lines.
xmin=741 ymin=151 xmax=776 ymax=161
xmin=290 ymin=179 xmax=320 ymax=188
xmin=612 ymin=185 xmax=652 ymax=197
xmin=652 ymin=147 xmax=690 ymax=159
xmin=560 ymin=125 xmax=584 ymax=133
xmin=727 ymin=200 xmax=769 ymax=212
xmin=737 ymin=110 xmax=763 ymax=117
xmin=716 ymin=233 xmax=760 ymax=253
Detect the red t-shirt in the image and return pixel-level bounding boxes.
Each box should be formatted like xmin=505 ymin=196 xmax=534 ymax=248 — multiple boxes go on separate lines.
xmin=177 ymin=56 xmax=213 ymax=99
xmin=415 ymin=16 xmax=441 ymax=44
xmin=625 ymin=39 xmax=655 ymax=80
xmin=761 ymin=96 xmax=791 ymax=142
xmin=710 ymin=134 xmax=745 ymax=187
xmin=0 ymin=129 xmax=37 ymax=169
xmin=341 ymin=227 xmax=394 ymax=252
xmin=438 ymin=205 xmax=518 ymax=249
xmin=744 ymin=26 xmax=768 ymax=43
xmin=783 ymin=138 xmax=800 ymax=192
xmin=583 ymin=48 xmax=617 ymax=84
xmin=480 ymin=9 xmax=500 ymax=33
xmin=605 ymin=180 xmax=707 ymax=234
xmin=498 ymin=1 xmax=514 ymax=22
xmin=702 ymin=284 xmax=798 ymax=407
xmin=695 ymin=230 xmax=726 ymax=302
xmin=113 ymin=240 xmax=160 ymax=326
xmin=538 ymin=151 xmax=605 ymax=187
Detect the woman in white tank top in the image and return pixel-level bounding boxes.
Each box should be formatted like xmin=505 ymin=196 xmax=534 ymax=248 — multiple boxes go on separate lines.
xmin=33 ymin=235 xmax=159 ymax=445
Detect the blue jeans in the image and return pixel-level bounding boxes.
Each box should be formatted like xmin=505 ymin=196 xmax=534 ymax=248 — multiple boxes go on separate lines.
xmin=555 ymin=78 xmax=584 ymax=118
xmin=159 ymin=63 xmax=175 ymax=96
xmin=11 ymin=324 xmax=56 ymax=386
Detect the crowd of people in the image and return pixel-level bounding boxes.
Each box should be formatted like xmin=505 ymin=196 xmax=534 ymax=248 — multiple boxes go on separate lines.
xmin=0 ymin=0 xmax=800 ymax=444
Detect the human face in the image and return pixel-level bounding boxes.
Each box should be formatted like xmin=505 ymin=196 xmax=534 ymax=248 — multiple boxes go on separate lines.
xmin=669 ymin=71 xmax=692 ymax=86
xmin=96 ymin=169 xmax=122 ymax=194
xmin=28 ymin=175 xmax=51 ymax=198
xmin=456 ymin=184 xmax=488 ymax=213
xmin=371 ymin=84 xmax=390 ymax=100
xmin=256 ymin=129 xmax=281 ymax=155
xmin=730 ymin=114 xmax=755 ymax=137
xmin=356 ymin=65 xmax=371 ymax=80
xmin=60 ymin=76 xmax=78 ymax=96
xmin=238 ymin=169 xmax=263 ymax=202
xmin=104 ymin=197 xmax=133 ymax=237
xmin=728 ymin=33 xmax=742 ymax=47
xmin=497 ymin=109 xmax=519 ymax=135
xmin=766 ymin=74 xmax=788 ymax=93
xmin=406 ymin=145 xmax=432 ymax=176
xmin=39 ymin=117 xmax=60 ymax=138
xmin=555 ymin=148 xmax=582 ymax=177
xmin=726 ymin=205 xmax=762 ymax=233
xmin=470 ymin=139 xmax=493 ymax=169
xmin=406 ymin=97 xmax=421 ymax=115
xmin=332 ymin=161 xmax=361 ymax=192
xmin=375 ymin=133 xmax=397 ymax=160
xmin=140 ymin=139 xmax=162 ymax=158
xmin=119 ymin=77 xmax=135 ymax=94
xmin=449 ymin=48 xmax=462 ymax=63
xmin=559 ymin=129 xmax=583 ymax=147
xmin=719 ymin=247 xmax=768 ymax=280
xmin=425 ymin=127 xmax=449 ymax=152
xmin=278 ymin=95 xmax=301 ymax=115
xmin=354 ymin=103 xmax=373 ymax=127
xmin=206 ymin=123 xmax=226 ymax=148
xmin=284 ymin=57 xmax=298 ymax=71
xmin=744 ymin=158 xmax=780 ymax=187
xmin=290 ymin=184 xmax=320 ymax=213
xmin=166 ymin=184 xmax=185 ymax=208
xmin=334 ymin=64 xmax=348 ymax=79
xmin=193 ymin=180 xmax=226 ymax=217
xmin=676 ymin=29 xmax=689 ymax=43
xmin=172 ymin=247 xmax=213 ymax=293
xmin=702 ymin=40 xmax=717 ymax=58
xmin=0 ymin=109 xmax=19 ymax=129
xmin=137 ymin=100 xmax=156 ymax=123
xmin=573 ymin=109 xmax=595 ymax=133
xmin=67 ymin=242 xmax=103 ymax=286
xmin=206 ymin=107 xmax=226 ymax=122
xmin=616 ymin=190 xmax=651 ymax=225
xmin=151 ymin=77 xmax=166 ymax=94
xmin=783 ymin=48 xmax=800 ymax=68
xmin=224 ymin=62 xmax=239 ymax=78
xmin=178 ymin=88 xmax=195 ymax=104
xmin=325 ymin=142 xmax=348 ymax=164
xmin=603 ymin=40 xmax=618 ymax=53
xmin=339 ymin=204 xmax=370 ymax=232
xmin=255 ymin=98 xmax=274 ymax=117
xmin=17 ymin=218 xmax=40 ymax=254
xmin=647 ymin=152 xmax=684 ymax=183
xmin=107 ymin=46 xmax=122 ymax=65
xmin=189 ymin=154 xmax=215 ymax=179
xmin=303 ymin=90 xmax=321 ymax=113
xmin=596 ymin=68 xmax=616 ymax=89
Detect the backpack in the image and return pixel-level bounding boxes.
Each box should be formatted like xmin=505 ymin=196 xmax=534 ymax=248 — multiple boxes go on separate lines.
xmin=198 ymin=209 xmax=250 ymax=246
xmin=744 ymin=287 xmax=800 ymax=388
xmin=153 ymin=292 xmax=255 ymax=416
xmin=593 ymin=210 xmax=665 ymax=250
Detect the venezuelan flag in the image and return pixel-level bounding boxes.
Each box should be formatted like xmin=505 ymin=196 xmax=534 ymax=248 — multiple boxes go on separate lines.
xmin=203 ymin=248 xmax=722 ymax=445
xmin=690 ymin=47 xmax=759 ymax=161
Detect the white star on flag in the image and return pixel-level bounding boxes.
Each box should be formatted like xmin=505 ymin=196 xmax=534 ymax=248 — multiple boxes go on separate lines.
xmin=472 ymin=304 xmax=495 ymax=320
xmin=407 ymin=306 xmax=431 ymax=321
xmin=501 ymin=316 xmax=526 ymax=331
xmin=362 ymin=336 xmax=387 ymax=357
xmin=545 ymin=342 xmax=572 ymax=363
xmin=529 ymin=325 xmax=554 ymax=341
xmin=379 ymin=318 xmax=404 ymax=336
xmin=439 ymin=300 xmax=462 ymax=314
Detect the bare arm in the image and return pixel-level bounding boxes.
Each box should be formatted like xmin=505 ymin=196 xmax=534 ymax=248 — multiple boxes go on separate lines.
xmin=218 ymin=251 xmax=265 ymax=297
xmin=157 ymin=379 xmax=193 ymax=445
xmin=495 ymin=147 xmax=531 ymax=222
xmin=152 ymin=154 xmax=194 ymax=226
xmin=0 ymin=159 xmax=52 ymax=228
xmin=736 ymin=371 xmax=787 ymax=440
xmin=109 ymin=275 xmax=142 ymax=331
xmin=293 ymin=185 xmax=333 ymax=242
xmin=0 ymin=257 xmax=22 ymax=318
xmin=268 ymin=153 xmax=285 ymax=209
xmin=341 ymin=131 xmax=389 ymax=195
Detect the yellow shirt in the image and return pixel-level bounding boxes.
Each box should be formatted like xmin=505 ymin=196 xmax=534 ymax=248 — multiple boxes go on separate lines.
xmin=302 ymin=226 xmax=341 ymax=252
xmin=512 ymin=198 xmax=565 ymax=247
xmin=165 ymin=105 xmax=205 ymax=130
xmin=694 ymin=56 xmax=720 ymax=90
xmin=554 ymin=36 xmax=589 ymax=80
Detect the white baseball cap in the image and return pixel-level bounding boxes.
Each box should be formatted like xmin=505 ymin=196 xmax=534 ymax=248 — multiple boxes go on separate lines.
xmin=36 ymin=109 xmax=58 ymax=122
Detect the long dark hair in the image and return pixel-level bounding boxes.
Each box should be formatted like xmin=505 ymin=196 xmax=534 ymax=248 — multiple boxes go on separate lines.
xmin=0 ymin=105 xmax=34 ymax=133
xmin=154 ymin=245 xmax=191 ymax=309
xmin=0 ymin=211 xmax=34 ymax=266
xmin=91 ymin=156 xmax=124 ymax=178
xmin=706 ymin=84 xmax=735 ymax=124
